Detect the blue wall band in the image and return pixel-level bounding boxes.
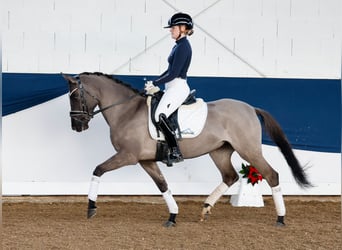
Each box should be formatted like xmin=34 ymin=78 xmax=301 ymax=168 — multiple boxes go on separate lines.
xmin=2 ymin=73 xmax=341 ymax=153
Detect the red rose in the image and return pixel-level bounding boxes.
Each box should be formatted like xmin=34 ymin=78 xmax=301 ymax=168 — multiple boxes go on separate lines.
xmin=240 ymin=163 xmax=263 ymax=186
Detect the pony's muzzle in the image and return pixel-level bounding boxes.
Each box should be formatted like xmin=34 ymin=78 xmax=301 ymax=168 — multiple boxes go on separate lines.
xmin=70 ymin=117 xmax=89 ymax=132
xmin=72 ymin=120 xmax=89 ymax=132
xmin=72 ymin=122 xmax=89 ymax=132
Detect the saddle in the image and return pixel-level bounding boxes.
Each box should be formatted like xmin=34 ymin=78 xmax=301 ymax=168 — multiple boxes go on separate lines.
xmin=147 ymin=90 xmax=208 ymax=164
xmin=150 ymin=90 xmax=197 ymax=138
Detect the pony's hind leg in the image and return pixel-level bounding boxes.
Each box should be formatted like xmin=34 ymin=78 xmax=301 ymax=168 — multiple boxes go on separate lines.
xmin=140 ymin=160 xmax=177 ymax=227
xmin=201 ymin=143 xmax=238 ymax=221
xmin=243 ymin=153 xmax=286 ymax=226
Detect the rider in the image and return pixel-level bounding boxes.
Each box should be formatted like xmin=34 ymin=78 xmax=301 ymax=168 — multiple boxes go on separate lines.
xmin=145 ymin=12 xmax=194 ymax=164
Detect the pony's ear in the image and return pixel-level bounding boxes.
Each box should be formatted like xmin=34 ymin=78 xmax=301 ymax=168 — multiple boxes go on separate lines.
xmin=61 ymin=73 xmax=77 ymax=83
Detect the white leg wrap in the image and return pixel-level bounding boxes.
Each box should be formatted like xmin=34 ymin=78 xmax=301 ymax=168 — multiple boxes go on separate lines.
xmin=272 ymin=185 xmax=286 ymax=216
xmin=205 ymin=182 xmax=229 ymax=207
xmin=162 ymin=189 xmax=178 ymax=214
xmin=88 ymin=175 xmax=100 ymax=201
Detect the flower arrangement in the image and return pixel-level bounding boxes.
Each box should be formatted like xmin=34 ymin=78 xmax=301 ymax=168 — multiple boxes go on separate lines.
xmin=239 ymin=163 xmax=263 ymax=186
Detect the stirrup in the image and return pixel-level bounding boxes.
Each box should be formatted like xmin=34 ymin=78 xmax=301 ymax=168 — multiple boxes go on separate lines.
xmin=165 ymin=147 xmax=183 ymax=167
xmin=170 ymin=147 xmax=183 ymax=160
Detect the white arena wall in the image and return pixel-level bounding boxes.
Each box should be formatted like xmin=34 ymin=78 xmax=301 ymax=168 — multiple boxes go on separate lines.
xmin=2 ymin=0 xmax=341 ymax=196
xmin=1 ymin=0 xmax=341 ymax=78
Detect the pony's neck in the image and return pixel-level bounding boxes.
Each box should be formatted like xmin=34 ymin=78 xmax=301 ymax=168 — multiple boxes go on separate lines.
xmin=99 ymin=77 xmax=138 ymax=107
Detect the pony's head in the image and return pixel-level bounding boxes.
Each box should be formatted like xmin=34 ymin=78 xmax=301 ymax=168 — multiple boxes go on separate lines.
xmin=63 ymin=74 xmax=98 ymax=132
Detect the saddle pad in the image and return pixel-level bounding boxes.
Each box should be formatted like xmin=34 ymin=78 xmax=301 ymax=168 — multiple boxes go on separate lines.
xmin=147 ymin=97 xmax=208 ymax=140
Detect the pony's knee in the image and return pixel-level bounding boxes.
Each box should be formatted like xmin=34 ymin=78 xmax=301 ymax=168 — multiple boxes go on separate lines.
xmin=93 ymin=166 xmax=106 ymax=177
xmin=157 ymin=181 xmax=168 ymax=193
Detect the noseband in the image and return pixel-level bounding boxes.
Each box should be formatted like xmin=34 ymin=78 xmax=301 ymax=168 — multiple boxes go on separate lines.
xmin=69 ymin=75 xmax=140 ymax=122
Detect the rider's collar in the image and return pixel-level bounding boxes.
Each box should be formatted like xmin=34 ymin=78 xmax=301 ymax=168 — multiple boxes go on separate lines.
xmin=176 ymin=36 xmax=187 ymax=43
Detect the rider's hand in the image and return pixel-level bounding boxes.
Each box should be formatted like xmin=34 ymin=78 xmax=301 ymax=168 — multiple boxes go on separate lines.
xmin=144 ymin=81 xmax=160 ymax=95
xmin=144 ymin=81 xmax=154 ymax=90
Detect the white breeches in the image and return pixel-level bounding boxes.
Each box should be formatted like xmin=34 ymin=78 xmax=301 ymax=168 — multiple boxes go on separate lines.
xmin=154 ymin=78 xmax=190 ymax=122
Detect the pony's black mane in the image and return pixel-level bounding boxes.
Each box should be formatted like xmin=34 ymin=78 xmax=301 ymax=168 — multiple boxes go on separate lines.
xmin=80 ymin=72 xmax=140 ymax=94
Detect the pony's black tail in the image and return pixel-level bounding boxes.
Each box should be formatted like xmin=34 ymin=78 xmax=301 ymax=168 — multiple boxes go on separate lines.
xmin=255 ymin=108 xmax=312 ymax=188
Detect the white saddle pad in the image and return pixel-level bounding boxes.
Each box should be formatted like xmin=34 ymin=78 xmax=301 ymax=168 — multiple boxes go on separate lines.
xmin=147 ymin=97 xmax=208 ymax=140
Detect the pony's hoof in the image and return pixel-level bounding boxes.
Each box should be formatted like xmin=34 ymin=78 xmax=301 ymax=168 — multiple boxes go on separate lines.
xmin=200 ymin=205 xmax=212 ymax=222
xmin=275 ymin=216 xmax=285 ymax=227
xmin=163 ymin=221 xmax=176 ymax=228
xmin=87 ymin=208 xmax=97 ymax=219
xmin=275 ymin=221 xmax=286 ymax=227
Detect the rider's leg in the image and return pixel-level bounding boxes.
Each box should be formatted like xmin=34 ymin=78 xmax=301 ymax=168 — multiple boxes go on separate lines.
xmin=154 ymin=78 xmax=189 ymax=163
xmin=158 ymin=113 xmax=183 ymax=162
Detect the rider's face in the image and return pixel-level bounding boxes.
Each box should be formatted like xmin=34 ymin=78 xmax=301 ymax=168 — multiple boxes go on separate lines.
xmin=170 ymin=26 xmax=180 ymax=40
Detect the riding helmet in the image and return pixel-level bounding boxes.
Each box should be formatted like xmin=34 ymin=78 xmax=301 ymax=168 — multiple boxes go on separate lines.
xmin=164 ymin=12 xmax=193 ymax=30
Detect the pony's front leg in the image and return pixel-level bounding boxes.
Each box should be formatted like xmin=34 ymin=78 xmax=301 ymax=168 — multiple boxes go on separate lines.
xmin=140 ymin=160 xmax=178 ymax=227
xmin=87 ymin=152 xmax=139 ymax=219
xmin=88 ymin=175 xmax=100 ymax=218
xmin=162 ymin=189 xmax=178 ymax=227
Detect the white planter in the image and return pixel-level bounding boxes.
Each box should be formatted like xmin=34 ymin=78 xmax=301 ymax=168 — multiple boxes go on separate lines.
xmin=230 ymin=178 xmax=264 ymax=207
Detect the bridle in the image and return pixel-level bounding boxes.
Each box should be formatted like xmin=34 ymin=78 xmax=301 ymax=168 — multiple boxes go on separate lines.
xmin=69 ymin=76 xmax=140 ymax=122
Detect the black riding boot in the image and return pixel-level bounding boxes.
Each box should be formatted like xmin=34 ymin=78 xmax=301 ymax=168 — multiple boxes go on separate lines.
xmin=158 ymin=114 xmax=183 ymax=165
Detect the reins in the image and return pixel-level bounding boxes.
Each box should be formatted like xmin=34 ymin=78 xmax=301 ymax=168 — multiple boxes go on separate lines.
xmin=91 ymin=93 xmax=139 ymax=116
